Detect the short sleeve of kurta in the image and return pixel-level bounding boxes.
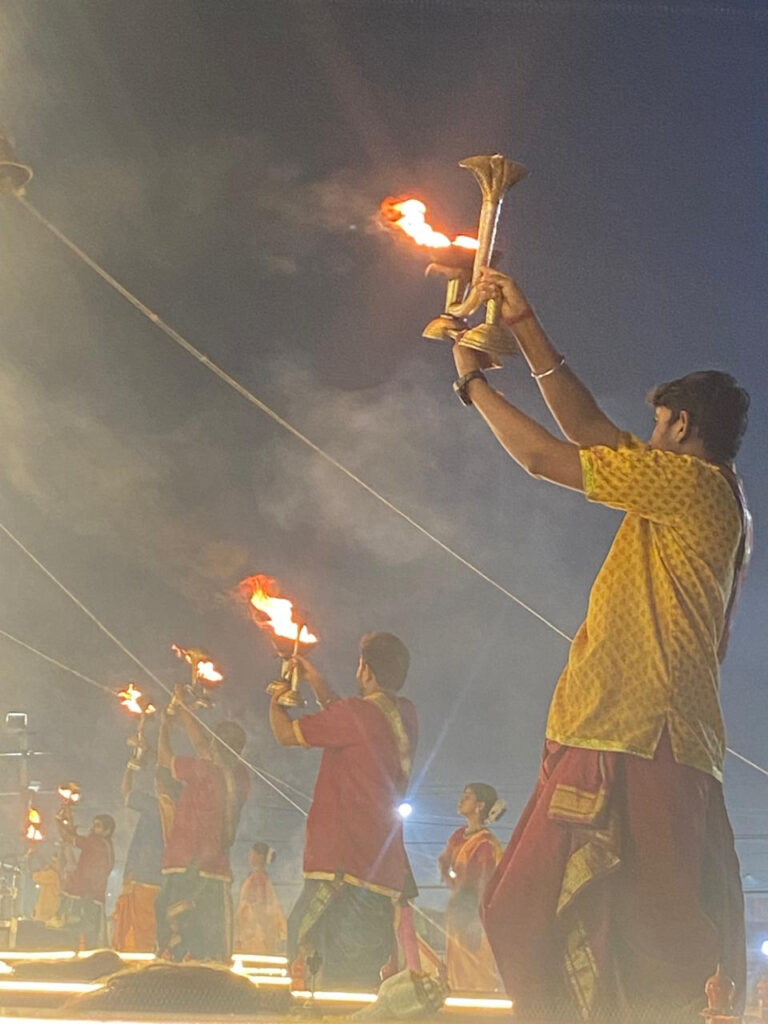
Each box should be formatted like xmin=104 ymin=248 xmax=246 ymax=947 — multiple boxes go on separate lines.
xmin=294 ymin=700 xmax=362 ymax=749
xmin=580 ymin=433 xmax=700 ymax=525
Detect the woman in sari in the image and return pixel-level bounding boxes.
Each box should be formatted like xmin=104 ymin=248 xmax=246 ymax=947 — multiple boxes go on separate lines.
xmin=234 ymin=842 xmax=286 ymax=954
xmin=438 ymin=783 xmax=505 ymax=993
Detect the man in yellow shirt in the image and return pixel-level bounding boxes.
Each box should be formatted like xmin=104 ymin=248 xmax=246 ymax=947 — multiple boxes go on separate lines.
xmin=450 ymin=267 xmax=750 ymax=1022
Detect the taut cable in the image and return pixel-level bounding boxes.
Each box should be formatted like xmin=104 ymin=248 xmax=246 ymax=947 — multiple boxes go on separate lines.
xmin=16 ymin=196 xmax=570 ymax=645
xmin=10 ymin=198 xmax=764 ymax=782
xmin=0 ymin=625 xmax=314 ymax=803
xmin=0 ymin=520 xmax=308 ymax=816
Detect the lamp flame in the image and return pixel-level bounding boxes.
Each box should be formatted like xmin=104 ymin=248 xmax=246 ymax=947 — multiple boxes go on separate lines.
xmin=238 ymin=575 xmax=318 ymax=645
xmin=25 ymin=807 xmax=44 ymax=842
xmin=171 ymin=644 xmax=224 ymax=685
xmin=57 ymin=782 xmax=81 ymax=804
xmin=380 ymin=197 xmax=478 ymax=252
xmin=118 ymin=683 xmax=156 ymax=716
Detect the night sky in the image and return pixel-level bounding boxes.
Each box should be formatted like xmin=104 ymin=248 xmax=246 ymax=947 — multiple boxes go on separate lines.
xmin=0 ymin=0 xmax=766 ymax=922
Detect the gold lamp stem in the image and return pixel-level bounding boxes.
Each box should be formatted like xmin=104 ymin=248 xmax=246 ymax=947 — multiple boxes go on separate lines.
xmin=276 ymin=624 xmax=307 ymax=708
xmin=443 ymin=154 xmax=528 ymax=365
xmin=444 ymin=274 xmax=466 ymax=311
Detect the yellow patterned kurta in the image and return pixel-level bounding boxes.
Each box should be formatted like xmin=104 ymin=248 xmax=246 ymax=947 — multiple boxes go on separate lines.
xmin=546 ymin=433 xmax=744 ymax=781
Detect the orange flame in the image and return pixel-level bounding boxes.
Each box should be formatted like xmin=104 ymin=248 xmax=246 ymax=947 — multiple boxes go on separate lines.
xmin=25 ymin=807 xmax=44 ymax=842
xmin=171 ymin=644 xmax=224 ymax=685
xmin=118 ymin=683 xmax=157 ymax=716
xmin=196 ymin=660 xmax=224 ymax=684
xmin=238 ymin=574 xmax=318 ymax=644
xmin=380 ymin=197 xmax=478 ymax=251
xmin=57 ymin=782 xmax=81 ymax=804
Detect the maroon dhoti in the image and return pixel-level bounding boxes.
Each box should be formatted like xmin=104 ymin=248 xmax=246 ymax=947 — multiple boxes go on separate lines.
xmin=482 ymin=731 xmax=745 ymax=1022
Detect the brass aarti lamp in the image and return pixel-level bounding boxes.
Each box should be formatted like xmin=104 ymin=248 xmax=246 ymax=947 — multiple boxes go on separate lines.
xmin=239 ymin=574 xmax=319 ymax=709
xmin=422 ymin=249 xmax=475 ymax=344
xmin=170 ymin=644 xmax=224 ymax=712
xmin=265 ymin=615 xmax=310 ymax=708
xmin=449 ymin=153 xmax=528 ymax=367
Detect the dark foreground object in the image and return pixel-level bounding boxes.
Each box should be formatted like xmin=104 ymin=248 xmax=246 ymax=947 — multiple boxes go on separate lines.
xmin=58 ymin=961 xmax=290 ymax=1015
xmin=11 ymin=948 xmax=124 ymax=980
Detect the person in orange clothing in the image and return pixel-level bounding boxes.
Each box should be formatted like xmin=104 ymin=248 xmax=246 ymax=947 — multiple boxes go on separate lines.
xmin=233 ymin=841 xmax=286 ymax=954
xmin=29 ymin=846 xmax=62 ymax=923
xmin=438 ymin=784 xmax=504 ymax=993
xmin=112 ymin=751 xmax=179 ymax=953
xmin=449 ymin=266 xmax=751 ymax=1021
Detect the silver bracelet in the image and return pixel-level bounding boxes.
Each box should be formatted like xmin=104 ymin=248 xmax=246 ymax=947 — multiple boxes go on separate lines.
xmin=531 ymin=355 xmax=566 ymax=381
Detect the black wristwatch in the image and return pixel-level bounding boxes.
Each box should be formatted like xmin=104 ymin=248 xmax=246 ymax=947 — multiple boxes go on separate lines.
xmin=453 ymin=369 xmax=488 ymax=406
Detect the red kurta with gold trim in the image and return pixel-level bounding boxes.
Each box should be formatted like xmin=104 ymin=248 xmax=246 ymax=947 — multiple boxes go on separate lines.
xmin=163 ymin=756 xmax=250 ymax=880
xmin=294 ymin=693 xmax=418 ymax=897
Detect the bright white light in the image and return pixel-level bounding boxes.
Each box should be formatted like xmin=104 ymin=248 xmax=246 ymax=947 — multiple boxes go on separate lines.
xmin=445 ymin=995 xmax=514 ymax=1009
xmin=761 ymin=939 xmax=768 ymax=958
xmin=0 ymin=980 xmax=103 ymax=994
xmin=397 ymin=802 xmax=413 ymax=819
xmin=291 ymin=990 xmax=377 ymax=1004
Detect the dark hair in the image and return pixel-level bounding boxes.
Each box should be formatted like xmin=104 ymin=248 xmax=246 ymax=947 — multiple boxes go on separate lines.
xmin=648 ymin=371 xmax=749 ymax=464
xmin=466 ymin=783 xmax=498 ymax=819
xmin=214 ymin=720 xmax=247 ymax=756
xmin=93 ymin=814 xmax=115 ymax=837
xmin=359 ymin=632 xmax=410 ymax=692
xmin=251 ymin=841 xmax=270 ymax=860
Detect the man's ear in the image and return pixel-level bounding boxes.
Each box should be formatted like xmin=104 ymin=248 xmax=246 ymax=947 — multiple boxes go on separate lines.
xmin=675 ymin=409 xmax=692 ymax=443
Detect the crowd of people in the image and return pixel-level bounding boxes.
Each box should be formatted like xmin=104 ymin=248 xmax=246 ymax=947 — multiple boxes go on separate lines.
xmin=21 ymin=263 xmax=753 ymax=1021
xmin=24 ymin=632 xmax=506 ymax=995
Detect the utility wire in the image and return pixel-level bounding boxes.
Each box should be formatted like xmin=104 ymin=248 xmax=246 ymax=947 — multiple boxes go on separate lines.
xmin=16 ymin=197 xmax=571 ymax=645
xmin=0 ymin=520 xmax=309 ymax=816
xmin=0 ymin=629 xmax=113 ymax=696
xmin=10 ymin=198 xmax=768 ymax=784
xmin=0 ymin=625 xmax=313 ymax=805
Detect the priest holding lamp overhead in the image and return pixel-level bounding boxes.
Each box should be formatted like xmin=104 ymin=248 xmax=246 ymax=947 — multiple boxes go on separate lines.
xmin=269 ymin=631 xmax=418 ymax=991
xmin=448 ymin=262 xmax=751 ymax=1022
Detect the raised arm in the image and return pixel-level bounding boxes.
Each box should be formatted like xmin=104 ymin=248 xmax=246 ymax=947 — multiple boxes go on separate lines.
xmin=453 ymin=343 xmax=584 ymax=490
xmin=476 ymin=268 xmax=621 ymax=449
xmin=121 ymin=763 xmax=135 ymax=803
xmin=156 ymin=709 xmax=174 ymax=769
xmin=171 ymin=685 xmax=210 ymax=757
xmin=269 ymin=695 xmax=300 ymax=747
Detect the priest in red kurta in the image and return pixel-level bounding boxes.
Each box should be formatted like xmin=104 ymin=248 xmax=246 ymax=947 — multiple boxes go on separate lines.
xmin=270 ymin=631 xmax=417 ymax=990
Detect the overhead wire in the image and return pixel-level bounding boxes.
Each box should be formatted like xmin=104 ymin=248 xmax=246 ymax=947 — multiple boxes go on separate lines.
xmin=0 ymin=521 xmax=309 ymax=816
xmin=15 ymin=197 xmax=571 ymax=645
xmin=8 ymin=196 xmax=768 ymax=783
xmin=0 ymin=628 xmax=113 ymax=697
xmin=0 ymin=625 xmax=314 ymax=804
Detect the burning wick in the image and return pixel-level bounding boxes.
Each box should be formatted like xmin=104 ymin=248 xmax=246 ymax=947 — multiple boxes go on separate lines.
xmin=118 ymin=683 xmax=156 ymax=717
xmin=380 ymin=197 xmax=478 ymax=252
xmin=238 ymin=574 xmax=318 ymax=708
xmin=380 ymin=195 xmax=480 ymax=344
xmin=118 ymin=684 xmax=156 ymax=769
xmin=55 ymin=782 xmax=81 ymax=830
xmin=25 ymin=807 xmax=44 ymax=843
xmin=171 ymin=644 xmax=224 ymax=684
xmin=170 ymin=644 xmax=224 ymax=714
xmin=57 ymin=782 xmax=81 ymax=805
